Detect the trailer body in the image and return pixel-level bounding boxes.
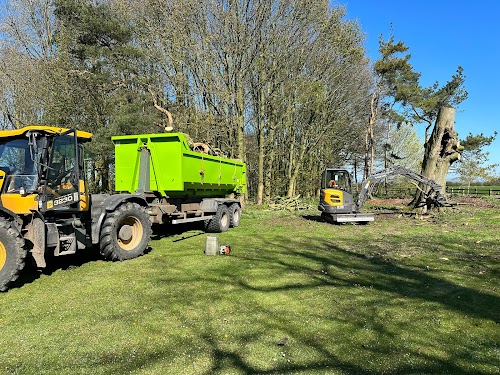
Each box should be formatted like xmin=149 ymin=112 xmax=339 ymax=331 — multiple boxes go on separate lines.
xmin=112 ymin=133 xmax=246 ymax=227
xmin=113 ymin=133 xmax=246 ymax=197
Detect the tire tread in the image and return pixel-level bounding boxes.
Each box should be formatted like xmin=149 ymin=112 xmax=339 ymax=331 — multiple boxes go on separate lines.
xmin=0 ymin=217 xmax=27 ymax=292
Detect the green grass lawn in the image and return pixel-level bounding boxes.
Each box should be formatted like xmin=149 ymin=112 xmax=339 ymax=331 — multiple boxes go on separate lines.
xmin=1 ymin=203 xmax=499 ymax=374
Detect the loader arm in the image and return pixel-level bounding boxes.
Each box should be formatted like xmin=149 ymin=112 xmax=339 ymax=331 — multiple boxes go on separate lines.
xmin=355 ymin=165 xmax=445 ymax=212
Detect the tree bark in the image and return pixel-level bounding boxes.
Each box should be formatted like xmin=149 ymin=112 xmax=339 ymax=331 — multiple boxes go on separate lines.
xmin=287 ymin=138 xmax=307 ymax=198
xmin=413 ymin=106 xmax=462 ymax=211
xmin=256 ymin=81 xmax=265 ymax=205
xmin=263 ymin=123 xmax=276 ymax=204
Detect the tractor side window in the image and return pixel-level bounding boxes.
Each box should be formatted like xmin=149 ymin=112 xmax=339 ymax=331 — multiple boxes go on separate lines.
xmin=0 ymin=139 xmax=38 ymax=193
xmin=46 ymin=133 xmax=79 ymax=199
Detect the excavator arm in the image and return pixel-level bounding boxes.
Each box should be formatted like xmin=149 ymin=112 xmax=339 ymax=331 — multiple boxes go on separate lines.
xmin=355 ymin=165 xmax=446 ymax=212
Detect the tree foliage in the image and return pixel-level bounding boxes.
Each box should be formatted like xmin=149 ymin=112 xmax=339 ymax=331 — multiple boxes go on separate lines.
xmin=8 ymin=0 xmax=475 ymax=201
xmin=455 ymin=132 xmax=498 ymax=187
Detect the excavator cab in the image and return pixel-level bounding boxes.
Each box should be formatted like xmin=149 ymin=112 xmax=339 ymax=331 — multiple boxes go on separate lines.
xmin=319 ymin=169 xmax=355 ymax=216
xmin=322 ymin=169 xmax=352 ymax=192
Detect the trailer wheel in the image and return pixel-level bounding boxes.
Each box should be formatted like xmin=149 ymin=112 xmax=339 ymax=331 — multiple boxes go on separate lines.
xmin=0 ymin=218 xmax=27 ymax=292
xmin=100 ymin=202 xmax=152 ymax=261
xmin=204 ymin=204 xmax=230 ymax=233
xmin=228 ymin=203 xmax=241 ymax=228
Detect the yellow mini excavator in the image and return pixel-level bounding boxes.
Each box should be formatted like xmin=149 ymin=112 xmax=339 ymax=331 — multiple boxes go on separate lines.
xmin=318 ymin=165 xmax=446 ymax=223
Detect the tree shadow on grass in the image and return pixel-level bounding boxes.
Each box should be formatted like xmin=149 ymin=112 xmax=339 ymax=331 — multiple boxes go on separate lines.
xmin=7 ymin=218 xmax=498 ymax=374
xmin=9 ymin=246 xmax=103 ymax=291
xmin=10 ymin=240 xmax=156 ymax=291
xmin=225 ymin=235 xmax=499 ymax=374
xmin=238 ymin=234 xmax=500 ymax=323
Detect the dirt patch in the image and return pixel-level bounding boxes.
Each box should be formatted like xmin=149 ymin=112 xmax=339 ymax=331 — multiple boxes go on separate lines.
xmin=451 ymin=197 xmax=498 ymax=208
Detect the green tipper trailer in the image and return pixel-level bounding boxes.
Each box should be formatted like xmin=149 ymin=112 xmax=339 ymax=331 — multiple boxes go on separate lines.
xmin=112 ymin=132 xmax=246 ymax=232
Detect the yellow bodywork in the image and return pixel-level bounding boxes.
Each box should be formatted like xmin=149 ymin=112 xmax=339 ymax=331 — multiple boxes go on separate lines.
xmin=0 ymin=240 xmax=6 ymax=270
xmin=0 ymin=170 xmax=5 ymax=191
xmin=1 ymin=194 xmax=38 ymax=214
xmin=323 ymin=188 xmax=344 ymax=207
xmin=0 ymin=168 xmax=38 ymax=214
xmin=79 ymin=180 xmax=89 ymax=211
xmin=0 ymin=125 xmax=92 ymax=140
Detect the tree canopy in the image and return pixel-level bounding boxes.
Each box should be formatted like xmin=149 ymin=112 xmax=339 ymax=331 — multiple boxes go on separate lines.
xmin=0 ymin=0 xmax=475 ymax=202
xmin=455 ymin=132 xmax=498 ymax=187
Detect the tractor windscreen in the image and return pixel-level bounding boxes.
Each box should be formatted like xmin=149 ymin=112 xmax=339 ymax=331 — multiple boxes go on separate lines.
xmin=323 ymin=170 xmax=351 ymax=193
xmin=0 ymin=138 xmax=39 ymax=193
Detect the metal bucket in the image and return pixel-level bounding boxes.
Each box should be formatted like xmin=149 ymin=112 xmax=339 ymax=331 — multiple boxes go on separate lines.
xmin=205 ymin=236 xmax=219 ymax=255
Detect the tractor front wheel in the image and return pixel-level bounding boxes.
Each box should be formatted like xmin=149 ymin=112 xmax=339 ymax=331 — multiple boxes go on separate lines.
xmin=0 ymin=218 xmax=27 ymax=292
xmin=99 ymin=203 xmax=152 ymax=261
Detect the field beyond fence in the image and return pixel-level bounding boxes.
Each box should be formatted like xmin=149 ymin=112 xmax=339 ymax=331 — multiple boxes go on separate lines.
xmin=446 ymin=186 xmax=500 ymax=197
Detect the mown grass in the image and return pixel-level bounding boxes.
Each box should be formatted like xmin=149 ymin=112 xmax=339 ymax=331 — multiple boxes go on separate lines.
xmin=1 ymin=203 xmax=499 ymax=374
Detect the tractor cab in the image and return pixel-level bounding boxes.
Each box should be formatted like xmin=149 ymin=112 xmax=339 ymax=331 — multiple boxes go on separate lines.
xmin=0 ymin=126 xmax=92 ymax=215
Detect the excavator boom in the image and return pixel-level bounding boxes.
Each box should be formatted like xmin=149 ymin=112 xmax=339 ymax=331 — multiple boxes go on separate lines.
xmin=355 ymin=165 xmax=446 ymax=212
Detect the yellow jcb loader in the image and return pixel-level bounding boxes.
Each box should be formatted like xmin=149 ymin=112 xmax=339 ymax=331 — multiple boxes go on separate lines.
xmin=0 ymin=126 xmax=152 ymax=291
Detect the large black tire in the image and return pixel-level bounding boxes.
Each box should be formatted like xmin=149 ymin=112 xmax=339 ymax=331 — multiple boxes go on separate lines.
xmin=228 ymin=203 xmax=241 ymax=228
xmin=0 ymin=218 xmax=27 ymax=292
xmin=99 ymin=202 xmax=152 ymax=261
xmin=204 ymin=204 xmax=230 ymax=233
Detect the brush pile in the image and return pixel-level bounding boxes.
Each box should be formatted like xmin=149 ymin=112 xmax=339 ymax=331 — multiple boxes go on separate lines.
xmin=269 ymin=195 xmax=312 ymax=211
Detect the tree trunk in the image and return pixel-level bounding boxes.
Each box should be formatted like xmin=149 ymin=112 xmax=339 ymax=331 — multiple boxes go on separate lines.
xmin=413 ymin=106 xmax=462 ymax=211
xmin=364 ymin=92 xmax=378 ymax=180
xmin=235 ymin=72 xmax=246 ymax=162
xmin=363 ymin=122 xmax=370 ymax=181
xmin=263 ymin=123 xmax=276 ymax=204
xmin=287 ymin=139 xmax=307 ymax=198
xmin=369 ymin=117 xmax=375 ymax=177
xmin=256 ymin=83 xmax=265 ymax=205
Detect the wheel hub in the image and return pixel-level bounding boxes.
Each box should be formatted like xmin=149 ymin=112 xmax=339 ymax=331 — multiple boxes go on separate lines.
xmin=0 ymin=241 xmax=6 ymax=270
xmin=118 ymin=225 xmax=133 ymax=242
